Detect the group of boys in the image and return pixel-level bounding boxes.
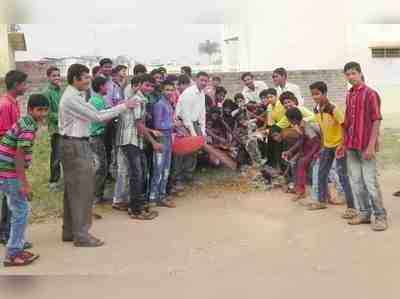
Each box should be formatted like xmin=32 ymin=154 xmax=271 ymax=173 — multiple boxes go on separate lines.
xmin=0 ymin=60 xmax=388 ymax=267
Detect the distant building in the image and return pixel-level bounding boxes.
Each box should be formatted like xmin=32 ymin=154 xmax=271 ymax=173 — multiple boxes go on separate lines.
xmin=0 ymin=24 xmax=27 ymax=77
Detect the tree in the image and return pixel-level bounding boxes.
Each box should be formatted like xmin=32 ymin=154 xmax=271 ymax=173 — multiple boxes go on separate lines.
xmin=198 ymin=40 xmax=221 ymax=65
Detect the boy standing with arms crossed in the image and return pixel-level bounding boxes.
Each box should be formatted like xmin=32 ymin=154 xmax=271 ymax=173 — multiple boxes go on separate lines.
xmin=341 ymin=62 xmax=388 ymax=231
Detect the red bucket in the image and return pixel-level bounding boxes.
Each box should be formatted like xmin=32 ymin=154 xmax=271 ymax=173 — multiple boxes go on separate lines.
xmin=172 ymin=135 xmax=205 ymax=156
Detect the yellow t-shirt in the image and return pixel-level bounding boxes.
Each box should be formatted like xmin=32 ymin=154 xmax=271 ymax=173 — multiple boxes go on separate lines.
xmin=264 ymin=101 xmax=286 ymax=127
xmin=316 ymin=106 xmax=344 ymax=148
xmin=276 ymin=106 xmax=316 ymax=129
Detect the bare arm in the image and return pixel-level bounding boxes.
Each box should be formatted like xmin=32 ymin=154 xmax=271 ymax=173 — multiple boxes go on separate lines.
xmin=15 ymin=149 xmax=30 ymax=198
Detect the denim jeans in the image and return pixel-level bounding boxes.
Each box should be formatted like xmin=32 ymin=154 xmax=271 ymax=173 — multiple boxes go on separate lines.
xmin=328 ymin=160 xmax=344 ymax=195
xmin=318 ymin=148 xmax=355 ymax=209
xmin=149 ymin=134 xmax=172 ymax=203
xmin=90 ymin=135 xmax=108 ymax=199
xmin=347 ymin=150 xmax=387 ymax=218
xmin=0 ymin=178 xmax=29 ymax=258
xmin=113 ymin=147 xmax=129 ymax=204
xmin=310 ymin=159 xmax=320 ymax=201
xmin=121 ymin=144 xmax=148 ymax=214
xmin=0 ymin=191 xmax=11 ymax=240
xmin=49 ymin=133 xmax=62 ymax=184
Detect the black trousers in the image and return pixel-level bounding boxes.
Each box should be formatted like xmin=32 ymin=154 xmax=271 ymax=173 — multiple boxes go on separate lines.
xmin=121 ymin=144 xmax=148 ymax=214
xmin=49 ymin=133 xmax=62 ymax=183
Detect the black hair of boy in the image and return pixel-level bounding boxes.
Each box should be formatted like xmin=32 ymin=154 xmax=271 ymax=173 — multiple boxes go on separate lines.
xmin=309 ymin=81 xmax=328 ymax=94
xmin=28 ymin=94 xmax=50 ymax=110
xmin=196 ymin=71 xmax=209 ymax=78
xmin=46 ymin=66 xmax=60 ymax=77
xmin=139 ymin=74 xmax=156 ymax=85
xmin=92 ymin=76 xmax=108 ymax=93
xmin=343 ymin=61 xmax=362 ymax=73
xmin=177 ymin=75 xmax=191 ymax=85
xmin=99 ymin=58 xmax=113 ymax=66
xmin=216 ymin=86 xmax=227 ymax=96
xmin=241 ymin=72 xmax=253 ymax=81
xmin=272 ymin=67 xmax=287 ymax=78
xmin=234 ymin=93 xmax=245 ymax=102
xmin=150 ymin=68 xmax=163 ymax=77
xmin=259 ymin=88 xmax=277 ymax=99
xmin=67 ymin=64 xmax=90 ymax=85
xmin=133 ymin=64 xmax=147 ymax=75
xmin=181 ymin=66 xmax=192 ymax=77
xmin=92 ymin=65 xmax=101 ymax=77
xmin=285 ymin=107 xmax=303 ymax=123
xmin=161 ymin=80 xmax=175 ymax=90
xmin=279 ymin=91 xmax=298 ymax=105
xmin=131 ymin=75 xmax=142 ymax=87
xmin=5 ymin=70 xmax=28 ymax=91
xmin=212 ymin=76 xmax=221 ymax=82
xmin=112 ymin=65 xmax=127 ymax=75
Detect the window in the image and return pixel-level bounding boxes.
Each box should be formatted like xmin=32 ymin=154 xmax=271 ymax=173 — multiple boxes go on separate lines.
xmin=371 ymin=48 xmax=400 ymax=58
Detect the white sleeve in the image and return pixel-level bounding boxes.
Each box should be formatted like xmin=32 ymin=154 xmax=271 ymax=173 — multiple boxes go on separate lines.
xmin=293 ymin=84 xmax=304 ymax=106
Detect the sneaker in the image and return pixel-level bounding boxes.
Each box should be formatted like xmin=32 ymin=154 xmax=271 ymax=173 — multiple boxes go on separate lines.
xmin=348 ymin=215 xmax=371 ymax=225
xmin=372 ymin=217 xmax=388 ymax=231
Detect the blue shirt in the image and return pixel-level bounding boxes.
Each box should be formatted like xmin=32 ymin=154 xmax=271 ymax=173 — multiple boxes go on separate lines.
xmin=152 ymin=96 xmax=173 ymax=133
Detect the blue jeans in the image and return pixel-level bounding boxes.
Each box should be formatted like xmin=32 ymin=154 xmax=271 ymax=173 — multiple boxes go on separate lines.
xmin=310 ymin=159 xmax=320 ymax=201
xmin=347 ymin=150 xmax=387 ymax=218
xmin=328 ymin=160 xmax=345 ymax=195
xmin=0 ymin=178 xmax=29 ymax=258
xmin=149 ymin=134 xmax=172 ymax=203
xmin=318 ymin=148 xmax=355 ymax=208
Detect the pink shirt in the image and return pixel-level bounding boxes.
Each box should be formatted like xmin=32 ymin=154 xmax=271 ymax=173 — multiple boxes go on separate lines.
xmin=0 ymin=94 xmax=21 ymax=138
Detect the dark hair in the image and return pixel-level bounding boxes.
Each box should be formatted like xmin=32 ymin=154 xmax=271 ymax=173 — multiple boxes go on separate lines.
xmin=28 ymin=94 xmax=49 ymax=109
xmin=222 ymin=98 xmax=236 ymax=109
xmin=241 ymin=72 xmax=253 ymax=81
xmin=273 ymin=67 xmax=287 ymax=78
xmin=259 ymin=88 xmax=277 ymax=99
xmin=209 ymin=106 xmax=221 ymax=115
xmin=92 ymin=65 xmax=101 ymax=77
xmin=234 ymin=93 xmax=245 ymax=102
xmin=309 ymin=81 xmax=328 ymax=94
xmin=92 ymin=76 xmax=108 ymax=93
xmin=181 ymin=66 xmax=192 ymax=77
xmin=112 ymin=65 xmax=127 ymax=75
xmin=46 ymin=66 xmax=60 ymax=77
xmin=131 ymin=75 xmax=142 ymax=87
xmin=150 ymin=68 xmax=163 ymax=77
xmin=161 ymin=80 xmax=175 ymax=90
xmin=215 ymin=86 xmax=227 ymax=96
xmin=138 ymin=74 xmax=156 ymax=85
xmin=158 ymin=67 xmax=167 ymax=74
xmin=177 ymin=74 xmax=191 ymax=86
xmin=285 ymin=107 xmax=303 ymax=123
xmin=166 ymin=74 xmax=178 ymax=82
xmin=344 ymin=61 xmax=362 ymax=73
xmin=99 ymin=58 xmax=113 ymax=66
xmin=67 ymin=64 xmax=90 ymax=85
xmin=5 ymin=70 xmax=28 ymax=91
xmin=279 ymin=91 xmax=298 ymax=106
xmin=196 ymin=71 xmax=209 ymax=79
xmin=133 ymin=64 xmax=147 ymax=75
xmin=212 ymin=76 xmax=221 ymax=82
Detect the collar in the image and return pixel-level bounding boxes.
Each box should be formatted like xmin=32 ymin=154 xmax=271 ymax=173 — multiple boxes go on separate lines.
xmin=2 ymin=93 xmax=18 ymax=105
xmin=48 ymin=83 xmax=61 ymax=91
xmin=350 ymin=83 xmax=366 ymax=93
xmin=69 ymin=85 xmax=86 ymax=98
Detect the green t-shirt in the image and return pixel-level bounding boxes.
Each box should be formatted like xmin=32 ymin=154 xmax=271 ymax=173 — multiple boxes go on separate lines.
xmin=89 ymin=93 xmax=107 ymax=137
xmin=42 ymin=83 xmax=62 ymax=135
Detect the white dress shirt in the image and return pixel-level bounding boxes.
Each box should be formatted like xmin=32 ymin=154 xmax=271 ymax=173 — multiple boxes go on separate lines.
xmin=59 ymin=85 xmax=128 ymax=138
xmin=175 ymin=84 xmax=206 ymax=136
xmin=275 ymin=82 xmax=304 ymax=106
xmin=242 ymin=80 xmax=268 ymax=103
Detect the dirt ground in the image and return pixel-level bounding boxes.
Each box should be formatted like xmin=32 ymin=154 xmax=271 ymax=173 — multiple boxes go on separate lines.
xmin=1 ymin=169 xmax=399 ymax=299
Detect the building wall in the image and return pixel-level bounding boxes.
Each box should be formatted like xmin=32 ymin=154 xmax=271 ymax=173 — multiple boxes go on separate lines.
xmin=0 ymin=24 xmax=15 ymax=77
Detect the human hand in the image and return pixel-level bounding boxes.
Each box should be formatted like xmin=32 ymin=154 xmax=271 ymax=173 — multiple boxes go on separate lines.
xmin=282 ymin=151 xmax=289 ymax=161
xmin=125 ymin=98 xmax=140 ymax=109
xmin=335 ymin=145 xmax=346 ymax=159
xmin=153 ymin=142 xmax=163 ymax=153
xmin=363 ymin=145 xmax=376 ymax=161
xmin=152 ymin=130 xmax=164 ymax=137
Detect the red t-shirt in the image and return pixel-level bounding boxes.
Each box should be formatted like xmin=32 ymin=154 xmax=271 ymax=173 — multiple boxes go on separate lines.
xmin=344 ymin=84 xmax=382 ymax=151
xmin=0 ymin=94 xmax=21 ymax=138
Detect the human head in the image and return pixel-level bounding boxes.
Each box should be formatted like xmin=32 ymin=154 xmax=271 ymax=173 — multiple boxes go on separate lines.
xmin=272 ymin=67 xmax=288 ymax=86
xmin=209 ymin=106 xmax=221 ymax=121
xmin=27 ymin=94 xmax=49 ymax=123
xmin=279 ymin=91 xmax=298 ymax=110
xmin=46 ymin=66 xmax=61 ymax=87
xmin=181 ymin=66 xmax=192 ymax=78
xmin=270 ymin=125 xmax=282 ymax=142
xmin=150 ymin=68 xmax=164 ymax=86
xmin=211 ymin=76 xmax=222 ymax=88
xmin=158 ymin=67 xmax=167 ymax=79
xmin=285 ymin=107 xmax=303 ymax=126
xmin=92 ymin=76 xmax=108 ymax=96
xmin=133 ymin=64 xmax=147 ymax=76
xmin=309 ymin=81 xmax=328 ymax=106
xmin=112 ymin=65 xmax=128 ymax=85
xmin=344 ymin=61 xmax=363 ymax=86
xmin=130 ymin=75 xmax=142 ymax=94
xmin=92 ymin=65 xmax=101 ymax=78
xmin=234 ymin=93 xmax=246 ymax=106
xmin=99 ymin=58 xmax=113 ymax=77
xmin=241 ymin=72 xmax=255 ymax=89
xmin=177 ymin=74 xmax=191 ymax=93
xmin=67 ymin=64 xmax=91 ymax=91
xmin=196 ymin=71 xmax=210 ymax=91
xmin=259 ymin=88 xmax=278 ymax=105
xmin=5 ymin=70 xmax=29 ymax=96
xmin=165 ymin=74 xmax=178 ymax=86
xmin=215 ymin=86 xmax=227 ymax=102
xmin=138 ymin=74 xmax=156 ymax=95
xmin=222 ymin=99 xmax=236 ymax=117
xmin=161 ymin=80 xmax=176 ymax=100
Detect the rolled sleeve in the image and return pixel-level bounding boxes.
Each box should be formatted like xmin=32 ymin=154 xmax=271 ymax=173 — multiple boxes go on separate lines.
xmin=368 ymin=90 xmax=383 ymax=121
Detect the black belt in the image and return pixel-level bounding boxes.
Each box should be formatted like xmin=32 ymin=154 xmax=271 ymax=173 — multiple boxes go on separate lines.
xmin=61 ymin=135 xmax=89 ymax=141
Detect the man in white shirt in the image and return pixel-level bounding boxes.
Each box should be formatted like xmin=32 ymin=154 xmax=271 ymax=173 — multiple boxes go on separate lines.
xmin=173 ymin=71 xmax=209 ymax=187
xmin=272 ymin=67 xmax=304 ymax=106
xmin=59 ymin=64 xmax=138 ymax=248
xmin=241 ymin=72 xmax=268 ymax=103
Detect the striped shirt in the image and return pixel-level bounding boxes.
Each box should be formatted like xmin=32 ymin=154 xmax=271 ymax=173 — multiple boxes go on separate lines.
xmin=0 ymin=115 xmax=38 ymax=178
